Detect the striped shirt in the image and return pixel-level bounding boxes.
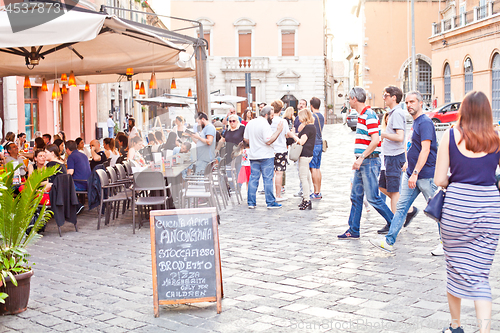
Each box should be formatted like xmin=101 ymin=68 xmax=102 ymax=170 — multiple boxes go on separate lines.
xmin=354 ymin=106 xmax=381 ymax=155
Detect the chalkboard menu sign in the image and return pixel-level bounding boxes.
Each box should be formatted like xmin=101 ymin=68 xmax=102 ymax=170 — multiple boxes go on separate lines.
xmin=149 ymin=208 xmax=222 ymax=317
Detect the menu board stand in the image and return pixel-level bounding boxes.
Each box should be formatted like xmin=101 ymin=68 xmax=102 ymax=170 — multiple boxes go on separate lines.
xmin=150 ymin=208 xmax=222 ymax=317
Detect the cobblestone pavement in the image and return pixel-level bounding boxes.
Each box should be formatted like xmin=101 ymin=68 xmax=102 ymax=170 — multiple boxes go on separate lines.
xmin=2 ymin=124 xmax=500 ymax=333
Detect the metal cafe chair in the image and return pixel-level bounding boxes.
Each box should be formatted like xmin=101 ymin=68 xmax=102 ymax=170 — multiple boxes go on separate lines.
xmin=132 ymin=171 xmax=171 ymax=234
xmin=225 ymin=154 xmax=243 ymax=204
xmin=181 ymin=160 xmax=221 ymax=213
xmin=106 ymin=166 xmax=131 ymax=218
xmin=95 ymin=169 xmax=132 ymax=230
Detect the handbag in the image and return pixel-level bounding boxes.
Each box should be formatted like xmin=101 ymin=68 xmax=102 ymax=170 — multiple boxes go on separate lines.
xmin=288 ymin=143 xmax=303 ymax=162
xmin=424 ymin=188 xmax=446 ymax=222
xmin=314 ymin=113 xmax=327 ymax=153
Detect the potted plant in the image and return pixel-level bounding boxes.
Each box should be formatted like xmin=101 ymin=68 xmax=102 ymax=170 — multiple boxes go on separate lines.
xmin=0 ymin=163 xmax=57 ymax=315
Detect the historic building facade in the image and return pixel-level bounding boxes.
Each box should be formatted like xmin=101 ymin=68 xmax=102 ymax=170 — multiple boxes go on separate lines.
xmin=429 ymin=0 xmax=500 ymax=120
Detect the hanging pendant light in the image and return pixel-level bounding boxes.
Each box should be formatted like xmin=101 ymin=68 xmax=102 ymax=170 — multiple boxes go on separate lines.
xmin=61 ymin=73 xmax=67 ymax=82
xmin=126 ymin=67 xmax=134 ymax=76
xmin=52 ymin=81 xmax=61 ymax=100
xmin=187 ymin=88 xmax=192 ymax=97
xmin=41 ymin=78 xmax=48 ymax=91
xmin=135 ymin=80 xmax=140 ymax=90
xmin=139 ymin=82 xmax=146 ymax=95
xmin=23 ymin=76 xmax=31 ymax=89
xmin=171 ymin=78 xmax=176 ymax=89
xmin=149 ymin=73 xmax=157 ymax=89
xmin=85 ymin=81 xmax=90 ymax=92
xmin=61 ymin=83 xmax=68 ymax=95
xmin=68 ymin=70 xmax=76 ymax=86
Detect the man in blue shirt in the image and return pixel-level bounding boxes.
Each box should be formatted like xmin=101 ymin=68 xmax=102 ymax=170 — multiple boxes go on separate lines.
xmin=66 ymin=140 xmax=91 ymax=214
xmin=370 ymin=91 xmax=439 ymax=253
xmin=66 ymin=140 xmax=91 ymax=191
xmin=309 ymin=97 xmax=325 ymax=199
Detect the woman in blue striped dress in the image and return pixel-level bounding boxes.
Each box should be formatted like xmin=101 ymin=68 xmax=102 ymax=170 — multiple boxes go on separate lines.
xmin=435 ymin=91 xmax=500 ymax=333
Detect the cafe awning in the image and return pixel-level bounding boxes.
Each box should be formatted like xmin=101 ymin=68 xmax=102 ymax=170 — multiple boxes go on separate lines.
xmin=0 ymin=5 xmax=195 ymax=83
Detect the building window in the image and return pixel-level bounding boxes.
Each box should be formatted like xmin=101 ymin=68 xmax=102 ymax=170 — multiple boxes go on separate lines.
xmin=492 ymin=53 xmax=500 ymax=121
xmin=79 ymin=90 xmax=85 ymax=138
xmin=24 ymin=87 xmax=38 ymax=141
xmin=464 ymin=58 xmax=473 ymax=95
xmin=281 ymin=31 xmax=295 ymax=56
xmin=444 ymin=63 xmax=451 ymax=103
xmin=238 ymin=31 xmax=252 ymax=68
xmin=403 ymin=59 xmax=432 ymax=103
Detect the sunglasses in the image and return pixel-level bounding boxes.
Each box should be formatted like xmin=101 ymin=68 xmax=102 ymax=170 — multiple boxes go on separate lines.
xmin=229 ymin=120 xmax=237 ymax=123
xmin=382 ymin=93 xmax=391 ymax=99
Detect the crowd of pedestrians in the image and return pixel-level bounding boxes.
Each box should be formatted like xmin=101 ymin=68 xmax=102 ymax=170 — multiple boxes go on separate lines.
xmin=337 ymin=86 xmax=499 ymax=333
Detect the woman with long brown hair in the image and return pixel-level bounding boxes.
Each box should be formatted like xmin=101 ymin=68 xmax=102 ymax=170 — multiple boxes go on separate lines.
xmin=435 ymin=91 xmax=500 ymax=333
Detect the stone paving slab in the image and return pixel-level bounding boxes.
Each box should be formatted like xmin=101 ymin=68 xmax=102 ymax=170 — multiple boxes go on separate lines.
xmin=1 ymin=124 xmax=500 ymax=332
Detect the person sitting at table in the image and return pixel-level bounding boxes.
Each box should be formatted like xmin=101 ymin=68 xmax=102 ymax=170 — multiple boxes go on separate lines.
xmin=164 ymin=132 xmax=178 ymax=150
xmin=117 ymin=134 xmax=128 ymax=157
xmin=34 ymin=137 xmax=46 ymax=151
xmin=16 ymin=132 xmax=26 ymax=150
xmin=128 ymin=136 xmax=146 ymax=167
xmin=89 ymin=140 xmax=108 ymax=170
xmin=58 ymin=131 xmax=66 ymax=143
xmin=5 ymin=142 xmax=27 ymax=177
xmin=42 ymin=133 xmax=51 ymax=146
xmin=172 ymin=142 xmax=192 ymax=155
xmin=27 ymin=149 xmax=45 ymax=177
xmin=66 ymin=140 xmax=91 ymax=192
xmin=151 ymin=131 xmax=164 ymax=153
xmin=172 ymin=116 xmax=186 ymax=141
xmin=53 ymin=139 xmax=66 ymax=161
xmin=75 ymin=137 xmax=92 ymax=159
xmin=44 ymin=144 xmax=67 ymax=192
xmin=103 ymin=138 xmax=120 ymax=166
xmin=3 ymin=131 xmax=15 ymax=150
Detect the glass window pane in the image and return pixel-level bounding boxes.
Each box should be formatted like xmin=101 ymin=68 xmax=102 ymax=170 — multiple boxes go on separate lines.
xmin=33 ymin=103 xmax=38 ymax=134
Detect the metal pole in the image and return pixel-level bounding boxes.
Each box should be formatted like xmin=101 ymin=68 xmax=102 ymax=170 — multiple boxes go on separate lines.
xmin=195 ymin=24 xmax=210 ymax=118
xmin=411 ymin=0 xmax=416 ymax=91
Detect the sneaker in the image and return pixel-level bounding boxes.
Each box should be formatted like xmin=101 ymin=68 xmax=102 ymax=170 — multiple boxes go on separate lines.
xmin=337 ymin=230 xmax=360 ymax=239
xmin=258 ymin=190 xmax=265 ymax=195
xmin=267 ymin=202 xmax=282 ymax=209
xmin=404 ymin=206 xmax=419 ymax=228
xmin=77 ymin=204 xmax=85 ymax=215
xmin=377 ymin=224 xmax=390 ymax=234
xmin=293 ymin=191 xmax=303 ymax=197
xmin=275 ymin=197 xmax=288 ymax=202
xmin=369 ymin=237 xmax=393 ymax=253
xmin=431 ymin=242 xmax=444 ymax=256
xmin=310 ymin=193 xmax=322 ymax=200
xmin=281 ymin=187 xmax=285 ymax=194
xmin=248 ymin=205 xmax=256 ymax=209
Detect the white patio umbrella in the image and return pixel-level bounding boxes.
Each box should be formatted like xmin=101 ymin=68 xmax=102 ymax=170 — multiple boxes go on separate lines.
xmin=134 ymin=96 xmax=195 ymax=108
xmin=0 ymin=6 xmax=195 ymax=82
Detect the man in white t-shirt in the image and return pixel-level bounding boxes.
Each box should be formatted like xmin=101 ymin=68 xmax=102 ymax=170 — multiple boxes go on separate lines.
xmin=270 ymin=100 xmax=298 ymax=201
xmin=244 ymin=106 xmax=283 ymax=209
xmin=107 ymin=115 xmax=115 ymax=138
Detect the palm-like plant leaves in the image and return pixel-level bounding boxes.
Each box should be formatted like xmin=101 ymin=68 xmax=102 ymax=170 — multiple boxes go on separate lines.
xmin=0 ymin=163 xmax=58 ymax=286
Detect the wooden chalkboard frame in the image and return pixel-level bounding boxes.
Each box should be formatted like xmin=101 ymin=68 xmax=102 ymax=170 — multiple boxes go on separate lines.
xmin=149 ymin=207 xmax=222 ymax=317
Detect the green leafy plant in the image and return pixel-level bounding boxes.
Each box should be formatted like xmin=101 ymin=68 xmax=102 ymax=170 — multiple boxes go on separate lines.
xmin=0 ymin=163 xmax=57 ymax=290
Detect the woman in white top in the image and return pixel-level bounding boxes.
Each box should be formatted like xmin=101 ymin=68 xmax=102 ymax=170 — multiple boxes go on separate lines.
xmin=103 ymin=138 xmax=120 ymax=166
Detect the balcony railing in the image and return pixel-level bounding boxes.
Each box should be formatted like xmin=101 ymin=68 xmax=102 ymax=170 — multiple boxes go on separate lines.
xmin=432 ymin=0 xmax=500 ymax=36
xmin=221 ymin=57 xmax=270 ymax=72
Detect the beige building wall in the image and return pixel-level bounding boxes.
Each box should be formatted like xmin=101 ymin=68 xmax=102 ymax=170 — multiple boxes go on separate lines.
xmin=430 ymin=0 xmax=500 ymax=119
xmin=360 ymin=0 xmax=440 ymax=108
xmin=170 ymin=0 xmax=325 ymax=115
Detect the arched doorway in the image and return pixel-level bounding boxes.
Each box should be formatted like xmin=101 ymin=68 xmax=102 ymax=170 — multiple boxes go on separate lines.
xmin=444 ymin=63 xmax=451 ymax=103
xmin=492 ymin=53 xmax=500 ymax=121
xmin=281 ymin=94 xmax=298 ymax=115
xmin=402 ymin=58 xmax=432 ymax=103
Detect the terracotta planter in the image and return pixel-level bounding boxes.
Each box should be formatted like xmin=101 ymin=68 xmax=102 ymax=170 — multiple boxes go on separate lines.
xmin=0 ymin=270 xmax=33 ymax=315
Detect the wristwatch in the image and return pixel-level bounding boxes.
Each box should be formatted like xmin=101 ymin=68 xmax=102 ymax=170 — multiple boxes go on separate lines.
xmin=412 ymin=170 xmax=419 ymax=175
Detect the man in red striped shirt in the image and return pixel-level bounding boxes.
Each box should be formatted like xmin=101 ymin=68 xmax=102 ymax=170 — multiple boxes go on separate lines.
xmin=338 ymin=87 xmax=394 ymax=239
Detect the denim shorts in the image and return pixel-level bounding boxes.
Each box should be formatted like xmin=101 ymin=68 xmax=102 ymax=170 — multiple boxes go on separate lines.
xmin=309 ymin=144 xmax=323 ymax=169
xmin=379 ymin=153 xmax=405 ymax=193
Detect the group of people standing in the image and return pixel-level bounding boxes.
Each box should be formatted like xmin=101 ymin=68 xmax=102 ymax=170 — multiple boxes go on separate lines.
xmin=338 ymin=85 xmax=499 ymax=333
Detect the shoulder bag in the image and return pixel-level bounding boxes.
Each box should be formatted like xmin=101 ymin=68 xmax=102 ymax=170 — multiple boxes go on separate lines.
xmin=288 ymin=143 xmax=303 ymax=162
xmin=423 ymin=188 xmax=446 ymax=222
xmin=314 ymin=113 xmax=328 ymax=153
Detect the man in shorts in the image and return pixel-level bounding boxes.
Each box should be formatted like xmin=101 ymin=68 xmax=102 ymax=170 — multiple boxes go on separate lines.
xmin=309 ymin=97 xmax=324 ymax=199
xmin=377 ymin=86 xmax=406 ymax=233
